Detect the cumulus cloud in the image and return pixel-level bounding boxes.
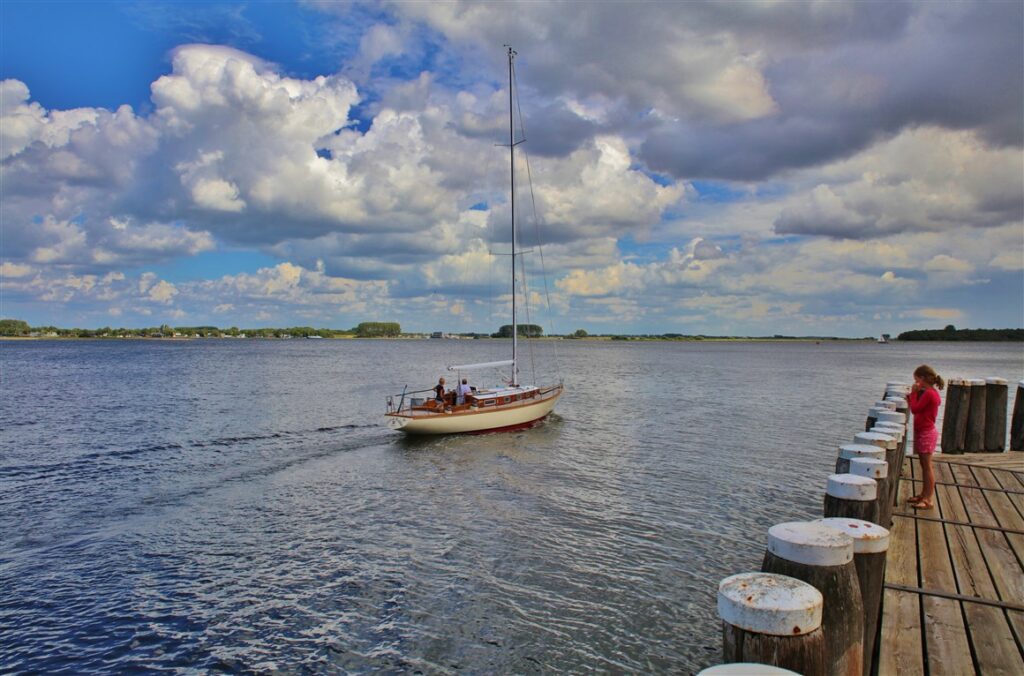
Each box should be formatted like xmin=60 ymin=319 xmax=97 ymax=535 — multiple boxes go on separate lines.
xmin=774 ymin=127 xmax=1023 ymax=239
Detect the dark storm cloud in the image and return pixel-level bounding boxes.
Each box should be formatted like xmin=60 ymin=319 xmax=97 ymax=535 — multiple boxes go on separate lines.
xmin=640 ymin=1 xmax=1023 ymax=181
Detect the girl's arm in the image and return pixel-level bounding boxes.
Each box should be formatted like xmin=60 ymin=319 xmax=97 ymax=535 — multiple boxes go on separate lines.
xmin=907 ymin=389 xmax=927 ymax=414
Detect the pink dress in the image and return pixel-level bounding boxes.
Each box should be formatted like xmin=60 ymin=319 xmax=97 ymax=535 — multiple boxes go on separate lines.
xmin=909 ymin=387 xmax=941 ymax=455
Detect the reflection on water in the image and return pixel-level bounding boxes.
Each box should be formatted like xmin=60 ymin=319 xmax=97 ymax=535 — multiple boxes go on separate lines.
xmin=1 ymin=339 xmax=1021 ymax=672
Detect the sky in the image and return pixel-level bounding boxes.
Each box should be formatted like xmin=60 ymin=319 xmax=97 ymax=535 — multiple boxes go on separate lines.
xmin=1 ymin=0 xmax=1022 ymax=336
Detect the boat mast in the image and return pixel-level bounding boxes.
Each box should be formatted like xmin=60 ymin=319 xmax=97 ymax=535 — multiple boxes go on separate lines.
xmin=507 ymin=45 xmax=518 ymax=387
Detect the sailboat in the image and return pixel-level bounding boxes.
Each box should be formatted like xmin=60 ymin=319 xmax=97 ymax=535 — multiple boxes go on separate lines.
xmin=385 ymin=47 xmax=564 ymax=435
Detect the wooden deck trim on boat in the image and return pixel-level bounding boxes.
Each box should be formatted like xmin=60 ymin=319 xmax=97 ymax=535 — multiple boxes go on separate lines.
xmin=386 ymin=385 xmax=562 ymax=420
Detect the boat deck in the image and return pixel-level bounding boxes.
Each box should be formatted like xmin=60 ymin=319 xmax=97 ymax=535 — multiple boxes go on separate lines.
xmin=877 ymin=452 xmax=1024 ymax=674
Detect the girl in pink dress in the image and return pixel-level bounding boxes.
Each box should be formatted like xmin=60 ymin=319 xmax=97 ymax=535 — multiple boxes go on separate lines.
xmin=908 ymin=364 xmax=944 ymax=509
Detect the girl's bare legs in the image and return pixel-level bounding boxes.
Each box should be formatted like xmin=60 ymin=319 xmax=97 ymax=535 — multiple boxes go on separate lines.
xmin=915 ymin=454 xmax=935 ymax=508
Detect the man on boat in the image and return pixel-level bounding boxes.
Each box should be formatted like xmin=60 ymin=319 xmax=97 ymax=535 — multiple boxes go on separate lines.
xmin=456 ymin=378 xmax=473 ymax=405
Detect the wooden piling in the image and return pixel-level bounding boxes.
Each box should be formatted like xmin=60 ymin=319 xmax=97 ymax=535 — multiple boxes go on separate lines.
xmin=965 ymin=379 xmax=987 ymax=452
xmin=941 ymin=378 xmax=971 ymax=454
xmin=835 ymin=444 xmax=885 ymax=474
xmin=817 ymin=518 xmax=890 ymax=676
xmin=718 ymin=572 xmax=826 ymax=676
xmin=699 ymin=664 xmax=801 ymax=675
xmin=865 ymin=401 xmax=896 ymax=432
xmin=853 ymin=430 xmax=898 ymax=506
xmin=823 ymin=474 xmax=879 ymax=525
xmin=762 ymin=522 xmax=863 ymax=676
xmin=1013 ymin=380 xmax=1024 ymax=452
xmin=848 ymin=457 xmax=891 ymax=527
xmin=984 ymin=377 xmax=1008 ymax=452
xmin=869 ymin=423 xmax=905 ymax=510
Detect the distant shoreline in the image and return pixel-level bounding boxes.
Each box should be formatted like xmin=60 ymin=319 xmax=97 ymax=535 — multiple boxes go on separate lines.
xmin=4 ymin=335 xmax=1019 ymax=343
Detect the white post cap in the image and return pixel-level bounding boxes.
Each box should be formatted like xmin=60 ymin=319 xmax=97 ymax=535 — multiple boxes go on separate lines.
xmin=717 ymin=572 xmax=823 ymax=638
xmin=827 ymin=473 xmax=878 ymax=501
xmin=886 ymin=382 xmax=911 ymax=389
xmin=699 ymin=664 xmax=802 ymax=675
xmin=871 ymin=426 xmax=904 ymax=442
xmin=767 ymin=521 xmax=854 ymax=566
xmin=884 ymin=396 xmax=907 ymax=408
xmin=850 ymin=456 xmax=888 ymax=479
xmin=855 ymin=431 xmax=897 ymax=450
xmin=967 ymin=378 xmax=986 ymax=387
xmin=1019 ymin=380 xmax=1024 ymax=389
xmin=867 ymin=407 xmax=888 ymax=419
xmin=839 ymin=444 xmax=885 ymax=461
xmin=877 ymin=410 xmax=906 ymax=425
xmin=985 ymin=377 xmax=1007 ymax=385
xmin=816 ymin=518 xmax=890 ymax=554
xmin=874 ymin=400 xmax=897 ymax=410
xmin=949 ymin=378 xmax=969 ymax=386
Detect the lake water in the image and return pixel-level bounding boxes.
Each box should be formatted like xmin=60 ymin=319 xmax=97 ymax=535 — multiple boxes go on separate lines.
xmin=2 ymin=339 xmax=1021 ymax=673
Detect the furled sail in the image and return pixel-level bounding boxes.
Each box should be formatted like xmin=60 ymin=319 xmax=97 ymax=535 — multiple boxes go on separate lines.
xmin=447 ymin=360 xmax=514 ymax=371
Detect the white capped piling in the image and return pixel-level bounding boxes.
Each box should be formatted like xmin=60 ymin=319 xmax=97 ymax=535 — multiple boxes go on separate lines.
xmin=835 ymin=444 xmax=885 ymax=474
xmin=871 ymin=423 xmax=906 ymax=509
xmin=718 ymin=572 xmax=826 ymax=676
xmin=1012 ymin=380 xmax=1024 ymax=452
xmin=984 ymin=377 xmax=1008 ymax=452
xmin=817 ymin=518 xmax=890 ymax=676
xmin=876 ymin=410 xmax=905 ymax=426
xmin=824 ymin=474 xmax=879 ymax=525
xmin=886 ymin=382 xmax=911 ymax=392
xmin=965 ymin=378 xmax=988 ymax=452
xmin=865 ymin=407 xmax=886 ymax=432
xmin=699 ymin=663 xmax=801 ymax=675
xmin=853 ymin=430 xmax=899 ymax=506
xmin=941 ymin=378 xmax=971 ymax=454
xmin=761 ymin=522 xmax=863 ymax=676
xmin=849 ymin=457 xmax=891 ymax=527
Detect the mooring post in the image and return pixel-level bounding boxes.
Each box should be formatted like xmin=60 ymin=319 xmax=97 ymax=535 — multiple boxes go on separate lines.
xmin=965 ymin=378 xmax=987 ymax=452
xmin=717 ymin=572 xmax=825 ymax=676
xmin=761 ymin=522 xmax=863 ymax=676
xmin=1012 ymin=380 xmax=1024 ymax=452
xmin=869 ymin=422 xmax=905 ymax=510
xmin=699 ymin=663 xmax=801 ymax=675
xmin=824 ymin=474 xmax=879 ymax=525
xmin=848 ymin=457 xmax=890 ymax=527
xmin=817 ymin=518 xmax=890 ymax=676
xmin=853 ymin=430 xmax=898 ymax=502
xmin=865 ymin=401 xmax=895 ymax=432
xmin=941 ymin=378 xmax=971 ymax=454
xmin=835 ymin=444 xmax=885 ymax=474
xmin=984 ymin=377 xmax=1008 ymax=452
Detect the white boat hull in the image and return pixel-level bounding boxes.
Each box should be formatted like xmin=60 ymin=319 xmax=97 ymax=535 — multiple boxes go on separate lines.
xmin=386 ymin=386 xmax=562 ymax=435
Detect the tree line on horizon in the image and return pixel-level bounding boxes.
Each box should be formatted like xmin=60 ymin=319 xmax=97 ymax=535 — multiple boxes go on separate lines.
xmin=897 ymin=325 xmax=1024 ymax=341
xmin=3 ymin=318 xmax=1021 ymax=341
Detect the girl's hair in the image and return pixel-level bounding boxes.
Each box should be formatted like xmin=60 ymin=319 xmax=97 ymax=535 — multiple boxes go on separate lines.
xmin=914 ymin=364 xmax=945 ymax=390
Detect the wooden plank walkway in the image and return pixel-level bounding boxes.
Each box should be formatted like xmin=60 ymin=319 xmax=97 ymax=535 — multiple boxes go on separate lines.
xmin=877 ymin=452 xmax=1024 ymax=675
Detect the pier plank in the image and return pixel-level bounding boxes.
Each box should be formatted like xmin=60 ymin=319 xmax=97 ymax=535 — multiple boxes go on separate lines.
xmin=934 ymin=465 xmax=1022 ymax=674
xmin=881 ymin=452 xmax=1024 ymax=675
xmin=990 ymin=468 xmax=1024 ymax=518
xmin=879 ymin=459 xmax=924 ymax=676
xmin=917 ymin=464 xmax=973 ymax=675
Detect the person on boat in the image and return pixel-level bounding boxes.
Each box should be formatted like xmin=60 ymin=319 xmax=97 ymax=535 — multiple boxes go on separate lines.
xmin=434 ymin=377 xmax=446 ymax=404
xmin=457 ymin=378 xmax=472 ymax=405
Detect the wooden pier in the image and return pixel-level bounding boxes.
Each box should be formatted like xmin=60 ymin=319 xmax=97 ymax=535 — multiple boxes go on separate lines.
xmin=878 ymin=452 xmax=1024 ymax=674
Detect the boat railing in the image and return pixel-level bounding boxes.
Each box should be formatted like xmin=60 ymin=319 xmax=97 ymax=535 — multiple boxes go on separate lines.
xmin=386 ymin=386 xmax=435 ymax=414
